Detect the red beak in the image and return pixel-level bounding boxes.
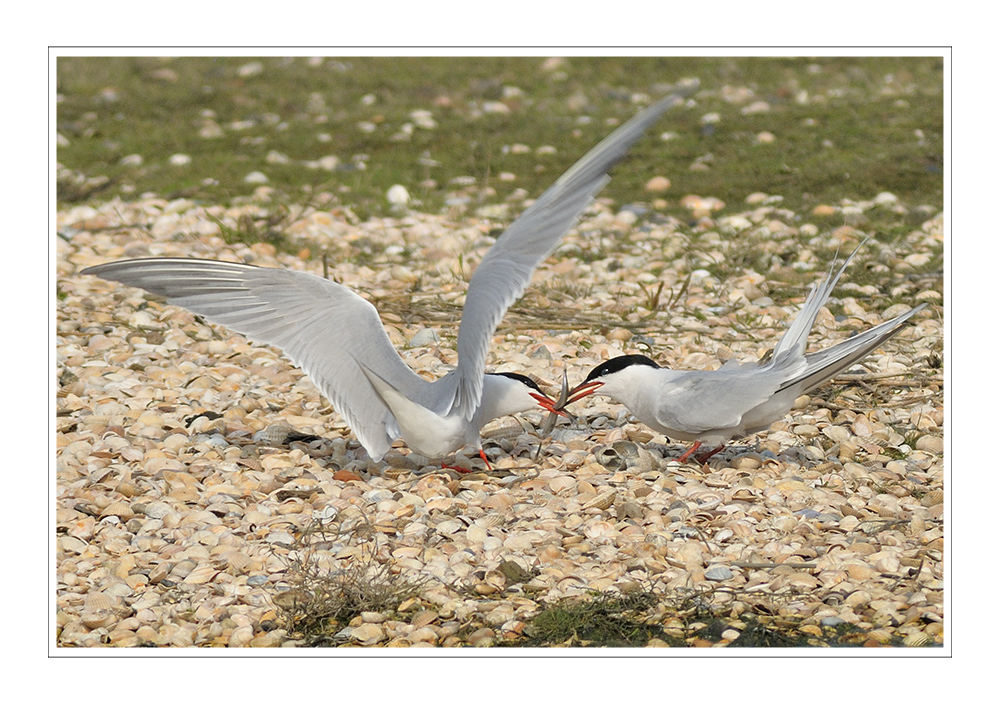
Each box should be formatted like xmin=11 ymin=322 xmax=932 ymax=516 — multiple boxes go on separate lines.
xmin=562 ymin=380 xmax=604 ymax=407
xmin=530 ymin=392 xmax=573 ymax=418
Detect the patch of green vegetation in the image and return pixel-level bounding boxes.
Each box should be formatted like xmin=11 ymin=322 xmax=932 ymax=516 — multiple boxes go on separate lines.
xmin=506 ymin=585 xmax=931 ymax=648
xmin=57 ymin=168 xmax=115 ymax=203
xmin=882 ymin=445 xmax=908 ymax=460
xmin=204 ymin=185 xmax=336 ymax=254
xmin=57 ymin=56 xmax=943 ymax=220
xmin=206 ymin=209 xmax=289 ymax=250
xmin=513 ymin=589 xmax=683 ymax=647
xmin=728 ymin=617 xmax=815 ymax=647
xmin=729 ymin=308 xmax=770 ymax=339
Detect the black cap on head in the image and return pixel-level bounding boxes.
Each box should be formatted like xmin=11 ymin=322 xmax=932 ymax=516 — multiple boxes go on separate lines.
xmin=584 ymin=354 xmax=661 ymax=382
xmin=489 ymin=371 xmax=545 ymax=394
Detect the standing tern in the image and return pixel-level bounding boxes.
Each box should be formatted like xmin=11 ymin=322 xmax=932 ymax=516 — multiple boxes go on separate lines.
xmin=83 ymin=79 xmax=699 ymax=470
xmin=558 ymin=244 xmax=928 ymax=463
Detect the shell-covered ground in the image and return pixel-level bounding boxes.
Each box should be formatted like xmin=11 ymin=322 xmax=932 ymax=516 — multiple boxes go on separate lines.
xmin=55 ymin=180 xmax=943 ymax=647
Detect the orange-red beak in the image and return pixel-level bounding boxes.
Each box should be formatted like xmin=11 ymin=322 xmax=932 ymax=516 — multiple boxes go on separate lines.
xmin=560 ymin=380 xmax=605 ymax=409
xmin=531 ymin=392 xmax=573 ymax=418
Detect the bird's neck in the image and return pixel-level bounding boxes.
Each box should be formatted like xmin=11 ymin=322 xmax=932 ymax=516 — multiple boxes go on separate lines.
xmin=473 ymin=374 xmax=538 ymax=426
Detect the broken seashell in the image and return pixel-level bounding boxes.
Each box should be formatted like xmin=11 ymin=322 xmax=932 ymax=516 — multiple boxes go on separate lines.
xmin=903 ymin=631 xmax=931 ymax=647
xmin=920 ymin=490 xmax=943 ymax=507
xmin=100 ymin=501 xmax=136 ymax=520
xmin=229 ymin=625 xmax=254 ymax=647
xmin=475 ymin=514 xmax=505 ymax=529
xmin=582 ymin=492 xmax=615 ymax=511
xmin=595 ymin=445 xmax=626 ymax=472
xmin=481 ymin=417 xmax=528 ymax=440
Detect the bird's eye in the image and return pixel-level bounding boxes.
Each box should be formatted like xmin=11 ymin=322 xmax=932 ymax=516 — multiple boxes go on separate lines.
xmin=585 ymin=365 xmax=611 ymax=382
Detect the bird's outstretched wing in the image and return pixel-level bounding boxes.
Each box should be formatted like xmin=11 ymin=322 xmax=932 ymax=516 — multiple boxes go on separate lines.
xmin=82 ymin=258 xmax=429 ymax=459
xmin=452 ymin=79 xmax=700 ymax=419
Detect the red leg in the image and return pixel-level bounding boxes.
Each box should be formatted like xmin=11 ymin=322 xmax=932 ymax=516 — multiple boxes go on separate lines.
xmin=694 ymin=445 xmax=724 ymax=463
xmin=442 ymin=450 xmax=492 ymax=474
xmin=676 ymin=442 xmax=703 ymax=463
xmin=478 ymin=449 xmax=494 ymax=472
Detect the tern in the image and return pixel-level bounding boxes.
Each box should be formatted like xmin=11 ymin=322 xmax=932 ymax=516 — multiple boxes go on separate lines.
xmin=83 ymin=80 xmax=698 ymax=470
xmin=558 ymin=245 xmax=928 ymax=463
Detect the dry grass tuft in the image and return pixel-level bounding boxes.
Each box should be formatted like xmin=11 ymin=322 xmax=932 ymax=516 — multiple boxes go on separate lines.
xmin=271 ymin=514 xmax=430 ymax=646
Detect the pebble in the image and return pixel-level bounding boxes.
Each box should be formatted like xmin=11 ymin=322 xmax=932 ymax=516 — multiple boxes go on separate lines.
xmin=387 ymin=185 xmax=410 ymax=208
xmin=741 ymin=101 xmax=771 ymax=115
xmin=645 ymin=176 xmax=671 ymax=192
xmin=482 ymin=101 xmax=510 ymax=115
xmin=408 ymin=328 xmax=439 ymax=347
xmin=705 ymin=566 xmax=734 ymax=581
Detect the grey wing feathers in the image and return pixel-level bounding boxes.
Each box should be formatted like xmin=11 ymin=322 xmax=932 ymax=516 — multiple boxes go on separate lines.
xmin=776 ymin=303 xmax=927 ymax=395
xmin=771 ymin=242 xmax=865 ymax=362
xmin=656 ymin=364 xmax=782 ymax=434
xmin=82 ymin=258 xmax=427 ymax=460
xmin=452 ymin=80 xmax=699 ymax=418
xmin=550 ymin=79 xmax=699 ymax=196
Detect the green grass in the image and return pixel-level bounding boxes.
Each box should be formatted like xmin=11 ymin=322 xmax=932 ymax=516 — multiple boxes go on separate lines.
xmin=56 ymin=56 xmax=943 ymax=221
xmin=512 ymin=589 xmax=682 ymax=647
xmin=500 ymin=585 xmax=930 ymax=648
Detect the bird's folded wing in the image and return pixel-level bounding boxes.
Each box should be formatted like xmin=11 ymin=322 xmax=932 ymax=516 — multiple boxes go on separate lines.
xmin=653 ymin=364 xmax=784 ymax=435
xmin=82 ymin=258 xmax=429 ymax=459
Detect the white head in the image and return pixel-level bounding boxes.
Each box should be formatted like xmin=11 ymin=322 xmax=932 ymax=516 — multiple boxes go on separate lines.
xmin=562 ymin=354 xmax=663 ymax=406
xmin=479 ymin=371 xmax=561 ymax=420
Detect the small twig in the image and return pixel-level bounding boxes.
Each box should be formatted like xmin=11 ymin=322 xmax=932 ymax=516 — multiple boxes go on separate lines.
xmin=690 ymin=525 xmax=718 ymax=557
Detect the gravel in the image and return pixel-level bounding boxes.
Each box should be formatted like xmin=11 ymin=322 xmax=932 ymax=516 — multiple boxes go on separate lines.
xmin=56 ymin=182 xmax=942 ymax=648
